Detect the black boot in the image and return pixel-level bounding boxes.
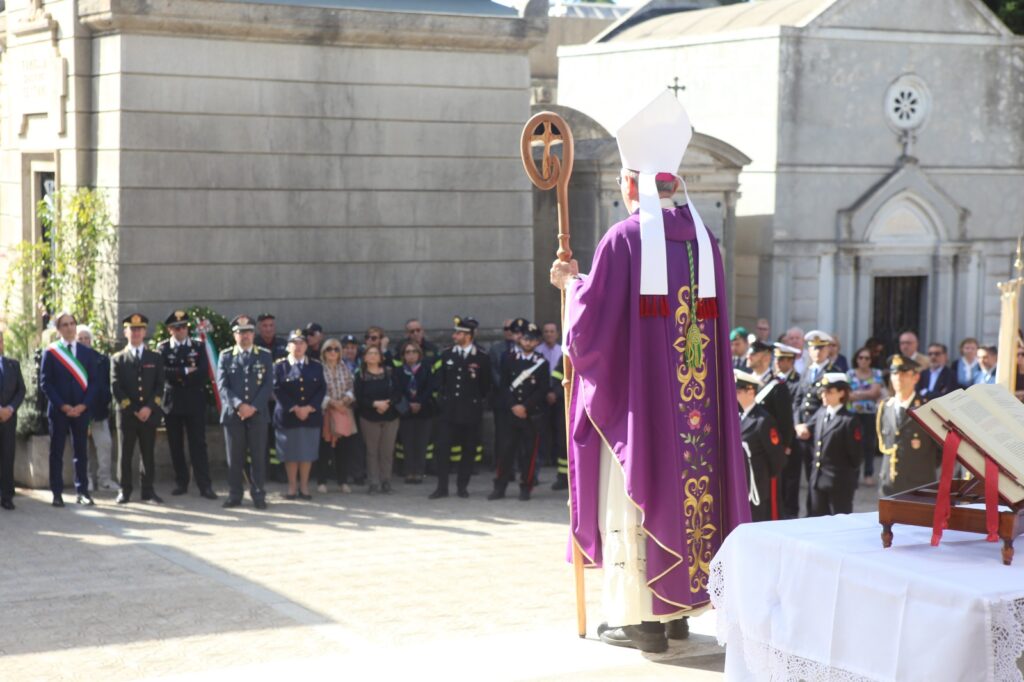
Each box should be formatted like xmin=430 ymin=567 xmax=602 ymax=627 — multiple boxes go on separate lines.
xmin=487 ymin=484 xmax=506 ymax=501
xmin=598 ymin=622 xmax=668 ymax=653
xmin=551 ymin=473 xmax=568 ymax=491
xmin=664 ymin=617 xmax=689 ymax=640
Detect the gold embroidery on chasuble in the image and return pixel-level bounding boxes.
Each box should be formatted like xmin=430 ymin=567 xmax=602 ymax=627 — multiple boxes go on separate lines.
xmin=674 ymin=284 xmax=717 ymax=594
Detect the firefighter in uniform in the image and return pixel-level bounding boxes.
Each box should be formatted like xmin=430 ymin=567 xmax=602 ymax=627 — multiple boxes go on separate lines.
xmin=787 ymin=330 xmax=839 ymax=518
xmin=113 ymin=314 xmax=166 ymax=504
xmin=736 ymin=370 xmax=785 ymax=522
xmin=746 ymin=338 xmax=793 ymax=519
xmin=488 ymin=322 xmax=549 ymax=501
xmin=157 ymin=310 xmax=216 ymax=500
xmin=808 ymin=373 xmax=862 ymax=516
xmin=429 ymin=316 xmax=491 ymax=499
xmin=549 ymin=354 xmax=568 ymax=491
xmin=877 ymin=354 xmax=941 ymax=495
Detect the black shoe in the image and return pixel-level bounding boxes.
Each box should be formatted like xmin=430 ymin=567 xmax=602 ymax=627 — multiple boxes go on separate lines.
xmin=76 ymin=494 xmax=95 ymax=506
xmin=142 ymin=491 xmax=164 ymax=504
xmin=456 ymin=489 xmax=469 ymax=499
xmin=200 ymin=489 xmax=219 ymax=500
xmin=551 ymin=475 xmax=568 ymax=491
xmin=297 ymin=492 xmax=313 ymax=501
xmin=115 ymin=492 xmax=130 ymax=504
xmin=428 ymin=489 xmax=448 ymax=500
xmin=222 ymin=498 xmax=242 ymax=509
xmin=253 ymin=498 xmax=267 ymax=510
xmin=599 ymin=625 xmax=668 ymax=653
xmin=0 ymin=499 xmax=14 ymax=511
xmin=171 ymin=486 xmax=188 ymax=496
xmin=52 ymin=495 xmax=65 ymax=508
xmin=518 ymin=486 xmax=531 ymax=501
xmin=380 ymin=481 xmax=392 ymax=494
xmin=284 ymin=493 xmax=297 ymax=500
xmin=487 ymin=488 xmax=506 ymax=501
xmin=665 ymin=618 xmax=689 ymax=640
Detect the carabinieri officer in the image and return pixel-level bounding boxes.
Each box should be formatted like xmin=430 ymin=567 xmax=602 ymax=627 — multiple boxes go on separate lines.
xmin=157 ymin=310 xmax=216 ymax=500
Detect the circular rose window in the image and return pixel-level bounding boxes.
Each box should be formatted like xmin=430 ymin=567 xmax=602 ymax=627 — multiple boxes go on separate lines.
xmin=884 ymin=75 xmax=931 ymax=131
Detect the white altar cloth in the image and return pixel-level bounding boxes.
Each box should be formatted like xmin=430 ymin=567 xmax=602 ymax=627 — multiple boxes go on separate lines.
xmin=710 ymin=513 xmax=1024 ymax=682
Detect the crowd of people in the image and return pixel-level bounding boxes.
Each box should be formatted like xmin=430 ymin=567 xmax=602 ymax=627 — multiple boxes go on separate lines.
xmin=730 ymin=320 xmax=1024 ymax=522
xmin=0 ymin=311 xmax=569 ymax=511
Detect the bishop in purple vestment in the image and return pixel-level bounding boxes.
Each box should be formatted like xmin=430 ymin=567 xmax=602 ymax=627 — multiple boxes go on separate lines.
xmin=551 ymin=91 xmax=749 ymax=650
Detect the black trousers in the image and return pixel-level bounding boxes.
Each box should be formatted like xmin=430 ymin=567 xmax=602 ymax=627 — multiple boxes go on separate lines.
xmin=118 ymin=412 xmax=158 ymax=497
xmin=316 ymin=433 xmax=361 ymax=485
xmin=494 ymin=412 xmax=542 ymax=491
xmin=782 ymin=437 xmax=813 ymax=519
xmin=809 ymin=482 xmax=853 ymax=516
xmin=165 ymin=411 xmax=211 ymax=491
xmin=399 ymin=417 xmax=432 ymax=477
xmin=0 ymin=418 xmax=16 ymax=501
xmin=434 ymin=419 xmax=480 ymax=494
xmin=224 ymin=416 xmax=267 ymax=502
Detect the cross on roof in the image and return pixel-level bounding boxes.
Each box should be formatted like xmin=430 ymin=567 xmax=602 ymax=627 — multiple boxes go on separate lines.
xmin=667 ymin=77 xmax=686 ymax=98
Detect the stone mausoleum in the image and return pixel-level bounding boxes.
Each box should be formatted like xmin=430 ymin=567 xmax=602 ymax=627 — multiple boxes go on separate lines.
xmin=1 ymin=0 xmax=545 ymax=338
xmin=557 ymin=0 xmax=1024 ymax=352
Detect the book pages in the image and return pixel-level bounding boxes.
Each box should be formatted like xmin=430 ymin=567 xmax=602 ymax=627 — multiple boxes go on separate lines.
xmin=913 ymin=398 xmax=1024 ymax=504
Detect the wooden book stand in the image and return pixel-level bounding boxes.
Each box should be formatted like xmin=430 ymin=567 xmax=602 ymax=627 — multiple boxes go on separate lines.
xmin=879 ymin=478 xmax=1024 ymax=565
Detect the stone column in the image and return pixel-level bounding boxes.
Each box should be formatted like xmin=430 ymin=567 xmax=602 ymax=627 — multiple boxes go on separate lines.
xmin=723 ymin=190 xmax=737 ymax=320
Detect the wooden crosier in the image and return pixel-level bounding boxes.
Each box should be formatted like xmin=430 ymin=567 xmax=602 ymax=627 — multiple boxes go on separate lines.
xmin=520 ymin=112 xmax=585 ymax=638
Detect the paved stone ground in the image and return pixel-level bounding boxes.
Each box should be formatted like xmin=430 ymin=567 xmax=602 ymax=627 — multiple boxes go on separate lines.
xmin=0 ymin=459 xmax=883 ymax=682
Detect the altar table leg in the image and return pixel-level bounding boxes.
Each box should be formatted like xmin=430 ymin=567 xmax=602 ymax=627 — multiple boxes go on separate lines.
xmin=1002 ymin=537 xmax=1014 ymax=566
xmin=881 ymin=523 xmax=893 ymax=548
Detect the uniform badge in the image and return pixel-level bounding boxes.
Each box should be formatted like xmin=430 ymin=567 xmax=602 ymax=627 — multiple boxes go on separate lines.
xmin=854 ymin=426 xmax=863 ymax=442
xmin=446 ymin=359 xmax=454 ymax=366
xmin=769 ymin=427 xmax=780 ymax=446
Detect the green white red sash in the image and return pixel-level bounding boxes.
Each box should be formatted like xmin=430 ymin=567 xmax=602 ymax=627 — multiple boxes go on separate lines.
xmin=48 ymin=341 xmax=88 ymax=391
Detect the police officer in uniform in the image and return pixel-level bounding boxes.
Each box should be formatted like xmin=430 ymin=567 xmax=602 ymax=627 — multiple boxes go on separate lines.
xmin=877 ymin=354 xmax=941 ymax=495
xmin=429 ymin=316 xmax=491 ymax=499
xmin=736 ymin=370 xmax=785 ymax=522
xmin=746 ymin=338 xmax=793 ymax=520
xmin=808 ymin=373 xmax=862 ymax=516
xmin=113 ymin=314 xmax=166 ymax=504
xmin=489 ymin=322 xmax=549 ymax=501
xmin=157 ymin=310 xmax=216 ymax=500
xmin=786 ymin=330 xmax=839 ymax=518
xmin=217 ymin=315 xmax=274 ymax=509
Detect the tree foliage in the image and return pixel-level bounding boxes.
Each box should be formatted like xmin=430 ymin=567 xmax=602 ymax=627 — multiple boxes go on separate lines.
xmin=983 ymin=0 xmax=1024 ymax=33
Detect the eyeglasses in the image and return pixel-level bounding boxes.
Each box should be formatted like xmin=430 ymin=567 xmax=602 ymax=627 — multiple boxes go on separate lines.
xmin=502 ymin=326 xmax=511 ymax=331
xmin=367 ymin=335 xmax=379 ymax=341
xmin=927 ymin=351 xmax=943 ymax=356
xmin=323 ymin=348 xmax=340 ymax=354
xmin=856 ymin=355 xmax=870 ymax=361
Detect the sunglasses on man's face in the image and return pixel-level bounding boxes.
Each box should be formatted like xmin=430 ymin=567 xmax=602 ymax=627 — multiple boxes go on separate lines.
xmin=323 ymin=348 xmax=340 ymax=354
xmin=367 ymin=335 xmax=379 ymax=341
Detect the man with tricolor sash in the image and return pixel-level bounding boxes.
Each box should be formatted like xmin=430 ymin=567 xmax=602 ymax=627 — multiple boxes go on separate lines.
xmin=40 ymin=311 xmax=101 ymax=507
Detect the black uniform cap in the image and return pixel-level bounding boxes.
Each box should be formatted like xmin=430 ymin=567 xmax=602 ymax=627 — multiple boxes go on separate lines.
xmin=522 ymin=323 xmax=541 ymax=341
xmin=888 ymin=354 xmax=921 ymax=373
xmin=122 ymin=313 xmax=149 ymax=328
xmin=165 ymin=310 xmax=189 ymax=328
xmin=454 ymin=316 xmax=479 ymax=333
xmin=230 ymin=315 xmax=255 ymax=332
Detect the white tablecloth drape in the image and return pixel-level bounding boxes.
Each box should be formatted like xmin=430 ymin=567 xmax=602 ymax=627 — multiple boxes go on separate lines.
xmin=710 ymin=513 xmax=1024 ymax=682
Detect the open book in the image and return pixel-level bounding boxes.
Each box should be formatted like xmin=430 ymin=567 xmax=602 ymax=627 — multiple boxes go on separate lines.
xmin=912 ymin=383 xmax=1024 ymax=504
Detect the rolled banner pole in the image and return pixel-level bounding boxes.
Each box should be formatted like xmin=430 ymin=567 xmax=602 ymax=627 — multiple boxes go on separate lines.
xmin=520 ymin=112 xmax=586 ymax=638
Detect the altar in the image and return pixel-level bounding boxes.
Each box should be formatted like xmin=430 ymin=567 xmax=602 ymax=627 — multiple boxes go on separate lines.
xmin=710 ymin=513 xmax=1024 ymax=681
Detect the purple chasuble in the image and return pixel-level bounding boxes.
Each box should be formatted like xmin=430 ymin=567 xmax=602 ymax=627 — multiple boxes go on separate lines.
xmin=565 ymin=205 xmax=750 ymax=615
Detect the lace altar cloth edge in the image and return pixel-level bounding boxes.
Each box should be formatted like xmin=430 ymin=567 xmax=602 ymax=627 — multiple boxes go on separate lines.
xmin=709 ymin=513 xmax=1024 ymax=682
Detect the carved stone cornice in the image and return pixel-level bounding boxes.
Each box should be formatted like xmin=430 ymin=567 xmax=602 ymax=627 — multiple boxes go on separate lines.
xmin=77 ymin=0 xmax=547 ymax=53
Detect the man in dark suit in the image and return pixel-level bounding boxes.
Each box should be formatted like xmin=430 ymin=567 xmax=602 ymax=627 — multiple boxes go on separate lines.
xmin=40 ymin=311 xmax=101 ymax=506
xmin=430 ymin=316 xmax=492 ymax=499
xmin=217 ymin=315 xmax=274 ymax=509
xmin=736 ymin=370 xmax=785 ymax=522
xmin=808 ymin=373 xmax=862 ymax=516
xmin=919 ymin=343 xmax=956 ymax=402
xmin=157 ymin=310 xmax=216 ymax=500
xmin=0 ymin=331 xmax=26 ymax=510
xmin=113 ymin=314 xmax=166 ymax=504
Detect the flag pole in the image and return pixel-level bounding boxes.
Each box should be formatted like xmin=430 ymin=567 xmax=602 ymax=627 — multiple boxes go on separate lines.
xmin=520 ymin=112 xmax=586 ymax=638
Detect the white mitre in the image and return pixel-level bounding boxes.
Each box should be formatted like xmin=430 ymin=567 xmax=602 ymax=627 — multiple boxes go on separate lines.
xmin=615 ymin=90 xmax=716 ymax=309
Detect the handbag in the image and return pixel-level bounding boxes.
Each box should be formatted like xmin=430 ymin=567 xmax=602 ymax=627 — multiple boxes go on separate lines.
xmin=322 ymin=404 xmax=356 ymax=445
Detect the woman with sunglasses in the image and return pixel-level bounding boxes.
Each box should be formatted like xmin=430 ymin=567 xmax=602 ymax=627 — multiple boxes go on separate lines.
xmin=316 ymin=337 xmax=358 ymax=494
xmin=396 ymin=341 xmax=434 ymax=484
xmin=847 ymin=346 xmax=883 ymax=486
